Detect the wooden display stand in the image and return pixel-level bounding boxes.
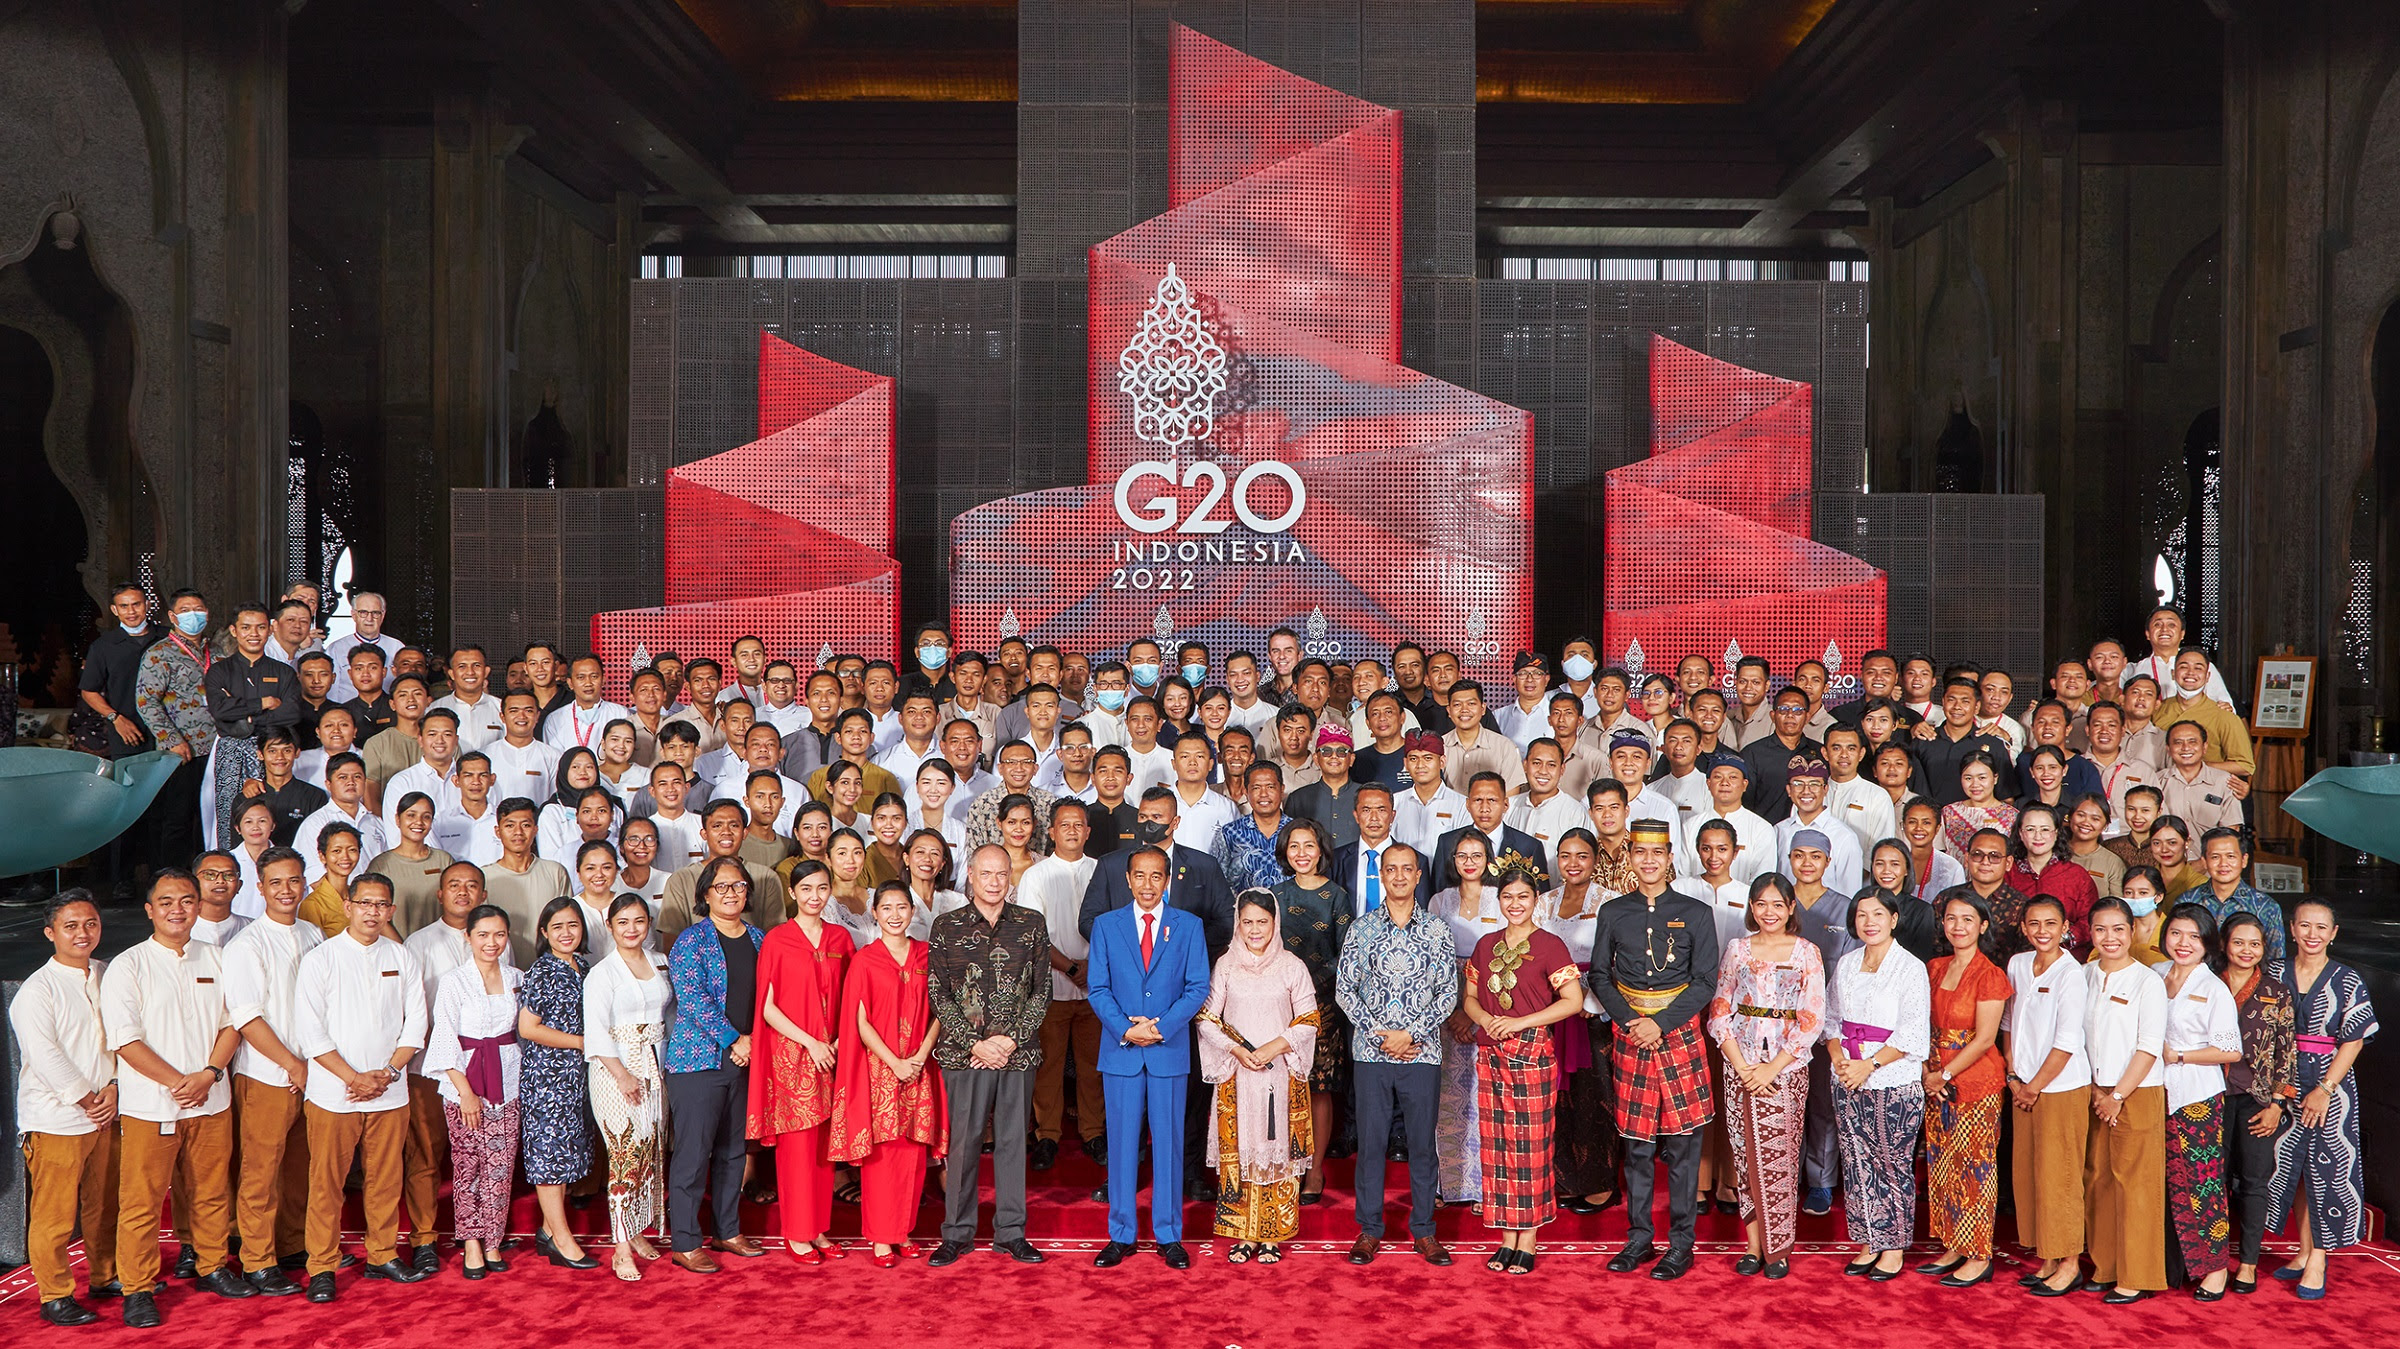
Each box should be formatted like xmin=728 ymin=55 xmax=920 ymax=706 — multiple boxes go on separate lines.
xmin=2248 ymin=650 xmax=2315 ymax=854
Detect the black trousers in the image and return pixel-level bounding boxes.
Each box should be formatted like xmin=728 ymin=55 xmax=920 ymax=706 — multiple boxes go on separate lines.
xmin=1352 ymin=1061 xmax=1438 ymax=1239
xmin=149 ymin=752 xmax=209 ymax=873
xmin=2225 ymin=1094 xmax=2280 ymax=1265
xmin=1624 ymin=1130 xmax=1702 ymax=1251
xmin=665 ymin=1059 xmax=747 ymax=1252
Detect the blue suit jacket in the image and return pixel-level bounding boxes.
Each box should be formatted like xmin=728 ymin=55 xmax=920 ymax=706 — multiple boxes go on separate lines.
xmin=1087 ymin=901 xmax=1212 ymax=1078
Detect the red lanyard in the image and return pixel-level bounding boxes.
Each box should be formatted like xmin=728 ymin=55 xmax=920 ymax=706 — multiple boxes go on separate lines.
xmin=168 ymin=631 xmax=212 ymax=674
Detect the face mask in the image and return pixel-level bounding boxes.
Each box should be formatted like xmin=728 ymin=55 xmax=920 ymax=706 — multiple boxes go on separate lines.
xmin=918 ymin=645 xmax=949 ymax=670
xmin=2125 ymin=895 xmax=2159 ymax=918
xmin=1129 ymin=663 xmax=1161 ymax=687
xmin=121 ymin=621 xmax=147 ymax=636
xmin=175 ymin=611 xmax=209 ymax=636
xmin=1131 ymin=819 xmax=1170 ymax=846
xmin=1181 ymin=663 xmax=1207 ymax=686
xmin=1094 ymin=688 xmax=1127 ymax=713
xmin=1561 ymin=654 xmax=1596 ymax=682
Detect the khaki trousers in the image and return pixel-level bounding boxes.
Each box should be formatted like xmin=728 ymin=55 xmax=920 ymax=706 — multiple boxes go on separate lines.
xmin=116 ymin=1113 xmax=234 ymax=1293
xmin=2010 ymin=1087 xmax=2088 ymax=1259
xmin=305 ymin=1102 xmax=408 ymax=1275
xmin=402 ymin=1076 xmax=447 ymax=1246
xmin=234 ymin=1076 xmax=311 ymax=1270
xmin=1034 ymin=998 xmax=1106 ymax=1144
xmin=2084 ymin=1084 xmax=2166 ymax=1291
xmin=23 ymin=1128 xmax=119 ymax=1300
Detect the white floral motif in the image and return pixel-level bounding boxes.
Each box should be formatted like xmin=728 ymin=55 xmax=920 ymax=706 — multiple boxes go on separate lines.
xmin=1623 ymin=639 xmax=1646 ymax=678
xmin=1154 ymin=605 xmax=1175 ymax=641
xmin=1306 ymin=607 xmax=1328 ymax=641
xmin=1117 ymin=264 xmax=1226 ymax=449
xmin=997 ymin=607 xmax=1020 ymax=640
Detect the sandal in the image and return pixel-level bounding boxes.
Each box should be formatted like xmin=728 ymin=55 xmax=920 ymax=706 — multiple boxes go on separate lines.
xmin=1508 ymin=1249 xmax=1535 ymax=1275
xmin=1486 ymin=1247 xmax=1513 ymax=1272
xmin=834 ymin=1177 xmax=864 ymax=1205
xmin=1255 ymin=1245 xmax=1282 ymax=1264
xmin=1226 ymin=1243 xmax=1254 ymax=1264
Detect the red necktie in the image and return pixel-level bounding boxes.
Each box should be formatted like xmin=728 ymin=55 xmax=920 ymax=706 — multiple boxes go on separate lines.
xmin=1140 ymin=911 xmax=1155 ymax=969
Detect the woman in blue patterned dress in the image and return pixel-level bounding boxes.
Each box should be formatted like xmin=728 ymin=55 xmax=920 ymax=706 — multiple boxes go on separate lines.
xmin=519 ymin=896 xmax=597 ymax=1267
xmin=2264 ymin=899 xmax=2378 ymax=1301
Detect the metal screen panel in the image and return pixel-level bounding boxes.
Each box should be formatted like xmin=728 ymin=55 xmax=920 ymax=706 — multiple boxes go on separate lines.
xmin=592 ymin=334 xmax=899 ymax=694
xmin=1602 ymin=337 xmax=1886 ymax=697
xmin=949 ymin=25 xmax=1533 ymax=681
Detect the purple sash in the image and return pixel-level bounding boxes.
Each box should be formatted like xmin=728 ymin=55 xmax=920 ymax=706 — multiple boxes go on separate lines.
xmin=2295 ymin=1034 xmax=2337 ymax=1055
xmin=1839 ymin=1021 xmax=1892 ymax=1060
xmin=459 ymin=1031 xmax=517 ymax=1103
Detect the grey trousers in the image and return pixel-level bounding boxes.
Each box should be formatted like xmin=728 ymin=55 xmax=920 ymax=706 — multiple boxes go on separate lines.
xmin=941 ymin=1066 xmax=1032 ymax=1244
xmin=1803 ymin=1045 xmax=1842 ymax=1191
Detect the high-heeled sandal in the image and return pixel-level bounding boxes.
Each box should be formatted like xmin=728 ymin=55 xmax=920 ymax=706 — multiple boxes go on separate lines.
xmin=1484 ymin=1248 xmax=1510 ymax=1272
xmin=1228 ymin=1243 xmax=1255 ymax=1264
xmin=1255 ymin=1245 xmax=1282 ymax=1264
xmin=1507 ymin=1249 xmax=1535 ymax=1275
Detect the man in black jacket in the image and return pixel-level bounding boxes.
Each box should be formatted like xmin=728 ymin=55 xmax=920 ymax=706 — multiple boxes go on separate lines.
xmin=76 ymin=583 xmax=161 ymax=895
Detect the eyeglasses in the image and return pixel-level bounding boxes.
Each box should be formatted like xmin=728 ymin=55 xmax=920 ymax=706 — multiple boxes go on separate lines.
xmin=708 ymin=882 xmax=749 ymax=895
xmin=195 ymin=868 xmax=238 ymax=882
xmin=347 ymin=898 xmax=396 ymax=910
xmin=1967 ymin=850 xmax=2007 ymax=863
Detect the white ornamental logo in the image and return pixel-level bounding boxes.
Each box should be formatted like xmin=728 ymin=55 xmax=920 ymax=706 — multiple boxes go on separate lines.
xmin=1466 ymin=607 xmax=1487 ymax=639
xmin=1823 ymin=640 xmax=1842 ymax=675
xmin=1623 ymin=639 xmax=1646 ymax=678
xmin=1306 ymin=607 xmax=1328 ymax=641
xmin=997 ymin=606 xmax=1020 ymax=640
xmin=1117 ymin=264 xmax=1226 ymax=450
xmin=816 ymin=643 xmax=834 ymax=670
xmin=1154 ymin=605 xmax=1175 ymax=641
xmin=1724 ymin=639 xmax=1743 ymax=668
xmin=629 ymin=643 xmax=651 ymax=673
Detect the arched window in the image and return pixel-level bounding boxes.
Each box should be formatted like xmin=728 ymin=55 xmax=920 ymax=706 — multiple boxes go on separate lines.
xmin=2155 ymin=409 xmax=2221 ymax=652
xmin=285 ymin=401 xmax=362 ymax=634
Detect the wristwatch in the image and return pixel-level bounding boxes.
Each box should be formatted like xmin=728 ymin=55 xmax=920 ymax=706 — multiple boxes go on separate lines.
xmin=2111 ymin=1090 xmax=2127 ymax=1102
xmin=1940 ymin=1069 xmax=1954 ymax=1084
xmin=207 ymin=1064 xmax=226 ymax=1083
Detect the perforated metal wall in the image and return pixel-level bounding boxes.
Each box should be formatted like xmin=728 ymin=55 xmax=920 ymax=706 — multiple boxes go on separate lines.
xmin=449 ymin=488 xmax=663 ymax=663
xmin=947 ymin=25 xmax=1533 ymax=682
xmin=1600 ymin=337 xmax=1886 ymax=694
xmin=1832 ymin=492 xmax=2049 ymax=695
xmin=591 ymin=335 xmax=898 ymax=696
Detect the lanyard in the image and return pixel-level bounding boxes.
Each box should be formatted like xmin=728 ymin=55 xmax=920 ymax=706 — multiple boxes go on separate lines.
xmin=571 ymin=705 xmax=601 ymax=748
xmin=168 ymin=630 xmax=212 ymax=674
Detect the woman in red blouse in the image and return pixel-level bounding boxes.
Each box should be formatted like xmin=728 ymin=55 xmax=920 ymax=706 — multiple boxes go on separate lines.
xmin=2007 ymin=804 xmax=2098 ymax=953
xmin=828 ymin=882 xmax=948 ymax=1268
xmin=1918 ymin=891 xmax=2011 ymax=1287
xmin=747 ymin=859 xmax=855 ymax=1265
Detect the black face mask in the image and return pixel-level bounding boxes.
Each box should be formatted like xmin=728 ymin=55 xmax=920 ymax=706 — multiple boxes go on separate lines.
xmin=1132 ymin=819 xmax=1171 ymax=847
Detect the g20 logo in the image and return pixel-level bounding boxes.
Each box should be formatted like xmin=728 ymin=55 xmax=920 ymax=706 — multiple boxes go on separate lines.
xmin=1113 ymin=458 xmax=1307 ymax=535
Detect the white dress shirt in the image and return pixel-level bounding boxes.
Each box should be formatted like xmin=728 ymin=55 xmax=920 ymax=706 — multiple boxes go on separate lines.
xmin=1492 ymin=698 xmax=1552 ymax=750
xmin=220 ymin=916 xmax=325 ymax=1088
xmin=539 ymin=801 xmax=622 ymax=873
xmin=1346 ymin=837 xmax=1403 ymax=917
xmin=543 ymin=700 xmax=631 ymax=753
xmin=2005 ymin=949 xmax=2091 ymax=1091
xmin=1124 ymin=744 xmax=1176 ymax=797
xmin=1683 ymin=806 xmax=1776 ymax=886
xmin=1019 ymin=852 xmax=1100 ymax=1001
xmin=1505 ymin=791 xmax=1585 ymax=858
xmin=1824 ymin=775 xmax=1898 ymax=855
xmin=1699 ymin=878 xmax=1753 ymax=952
xmin=433 ymin=803 xmax=505 ymax=867
xmin=2083 ymin=960 xmax=2168 ymax=1092
xmin=10 ymin=958 xmax=113 ymax=1136
xmin=1170 ymin=785 xmax=1239 ymax=853
xmin=1393 ymin=782 xmax=1468 ymax=855
xmin=756 ymin=700 xmax=809 ymax=741
xmin=100 ymin=937 xmax=234 ymax=1123
xmin=423 ymin=962 xmax=524 ymax=1105
xmin=2152 ymin=962 xmax=2243 ymax=1110
xmin=294 ymin=932 xmax=427 ymax=1113
xmin=431 ymin=691 xmax=507 ymax=751
xmin=876 ymin=738 xmax=939 ymax=784
xmin=582 ymin=947 xmax=676 ymax=1066
xmin=644 ymin=808 xmax=709 ymax=872
xmin=192 ymin=914 xmax=250 ymax=947
xmin=1823 ymin=945 xmax=1931 ymax=1090
xmin=293 ymin=800 xmax=393 ymax=883
xmin=484 ymin=737 xmax=561 ymax=807
xmin=1076 ymin=706 xmax=1127 ymax=749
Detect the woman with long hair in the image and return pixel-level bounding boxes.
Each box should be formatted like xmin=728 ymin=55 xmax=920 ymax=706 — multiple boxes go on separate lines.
xmin=900 ymin=828 xmax=961 ymax=938
xmin=1917 ymin=890 xmax=2009 ymax=1287
xmin=1706 ymin=873 xmax=1825 ymax=1279
xmin=2120 ymin=865 xmax=2170 ymax=967
xmin=297 ymin=821 xmax=362 ymax=935
xmin=1267 ymin=819 xmax=1348 ymax=1205
xmin=1825 ymin=887 xmax=1930 ymax=1280
xmin=827 ymin=883 xmax=947 ymax=1267
xmin=1199 ymin=889 xmax=1321 ymax=1263
xmin=518 ymin=897 xmax=596 ymax=1268
xmin=1536 ymin=828 xmax=1619 ymax=1216
xmin=1429 ymin=831 xmax=1495 ymax=1208
xmin=2216 ymin=911 xmax=2294 ymax=1294
xmin=2146 ymin=817 xmax=2206 ymax=899
xmin=2081 ymin=895 xmax=2168 ymax=1303
xmin=1464 ymin=863 xmax=1581 ymax=1273
xmin=2154 ymin=903 xmax=2241 ymax=1299
xmin=747 ymin=859 xmax=855 ymax=1266
xmin=2263 ymin=899 xmax=2378 ymax=1300
xmin=424 ymin=904 xmax=521 ymax=1278
xmin=584 ymin=895 xmax=675 ymax=1281
xmin=864 ymin=793 xmax=911 ymax=888
xmin=1865 ymin=839 xmax=1944 ymax=963
xmin=1900 ymin=800 xmax=1963 ymax=901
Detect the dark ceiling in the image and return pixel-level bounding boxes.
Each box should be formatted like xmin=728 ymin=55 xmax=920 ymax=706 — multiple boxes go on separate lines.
xmin=288 ymin=0 xmax=2224 ymax=256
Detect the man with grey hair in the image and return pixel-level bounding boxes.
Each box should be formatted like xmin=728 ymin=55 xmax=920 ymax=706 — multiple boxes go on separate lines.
xmin=325 ymin=592 xmax=403 ymax=704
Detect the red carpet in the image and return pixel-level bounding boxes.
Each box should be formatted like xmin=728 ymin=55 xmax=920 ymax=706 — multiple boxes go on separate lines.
xmin=10 ymin=1148 xmax=2394 ymax=1347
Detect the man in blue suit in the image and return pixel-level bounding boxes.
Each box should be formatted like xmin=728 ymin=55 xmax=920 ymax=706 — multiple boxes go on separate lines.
xmin=1086 ymin=846 xmax=1212 ymax=1269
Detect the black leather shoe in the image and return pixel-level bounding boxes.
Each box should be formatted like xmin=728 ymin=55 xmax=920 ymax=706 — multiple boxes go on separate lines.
xmin=1081 ymin=1134 xmax=1108 ymax=1165
xmin=1158 ymin=1242 xmax=1191 ymax=1270
xmin=1093 ymin=1241 xmax=1132 ymax=1268
xmin=2229 ymin=1274 xmax=2257 ymax=1295
xmin=2192 ymin=1284 xmax=2226 ymax=1302
xmin=1940 ymin=1264 xmax=1994 ymax=1289
xmin=361 ymin=1259 xmax=432 ymax=1284
xmin=246 ymin=1268 xmax=302 ymax=1297
xmin=2017 ymin=1270 xmax=2045 ymax=1288
xmin=196 ymin=1268 xmax=257 ymax=1299
xmin=122 ymin=1291 xmax=161 ymax=1328
xmin=39 ymin=1297 xmax=97 ymax=1327
xmin=1607 ymin=1242 xmax=1658 ymax=1273
xmin=998 ymin=1238 xmax=1045 ymax=1265
xmin=1089 ymin=1186 xmax=1110 ymax=1203
xmin=1184 ymin=1175 xmax=1218 ymax=1203
xmin=1734 ymin=1255 xmax=1764 ymax=1276
xmin=1866 ymin=1257 xmax=1905 ymax=1282
xmin=462 ymin=1261 xmax=489 ymax=1280
xmin=277 ymin=1252 xmax=309 ymax=1272
xmin=2028 ymin=1277 xmax=2080 ymax=1298
xmin=411 ymin=1243 xmax=441 ymax=1276
xmin=305 ymin=1273 xmax=337 ymax=1303
xmin=88 ymin=1280 xmax=122 ymax=1300
xmin=1764 ymin=1259 xmax=1790 ymax=1279
xmin=926 ymin=1240 xmax=970 ymax=1268
xmin=1917 ymin=1256 xmax=1964 ymax=1277
xmin=1650 ymin=1248 xmax=1695 ymax=1281
xmin=2078 ymin=1278 xmax=2113 ymax=1294
xmin=482 ymin=1255 xmax=508 ymax=1273
xmin=173 ymin=1245 xmax=198 ymax=1281
xmin=1029 ymin=1138 xmax=1059 ymax=1171
xmin=1844 ymin=1256 xmax=1878 ymax=1276
xmin=2103 ymin=1288 xmax=2152 ymax=1305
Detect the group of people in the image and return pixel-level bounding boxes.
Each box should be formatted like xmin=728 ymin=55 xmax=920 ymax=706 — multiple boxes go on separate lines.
xmin=15 ymin=591 xmax=2374 ymax=1327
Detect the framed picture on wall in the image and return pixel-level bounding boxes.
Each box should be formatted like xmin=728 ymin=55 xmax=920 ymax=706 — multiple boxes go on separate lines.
xmin=2251 ymin=656 xmax=2315 ymax=736
xmin=2251 ymin=855 xmax=2309 ymax=894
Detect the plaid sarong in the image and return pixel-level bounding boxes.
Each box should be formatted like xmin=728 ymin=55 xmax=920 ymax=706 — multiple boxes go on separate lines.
xmin=1476 ymin=1029 xmax=1558 ymax=1230
xmin=1611 ymin=1014 xmax=1713 ymax=1141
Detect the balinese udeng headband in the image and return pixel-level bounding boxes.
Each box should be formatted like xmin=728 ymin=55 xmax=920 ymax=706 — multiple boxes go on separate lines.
xmin=1628 ymin=819 xmax=1673 ymax=844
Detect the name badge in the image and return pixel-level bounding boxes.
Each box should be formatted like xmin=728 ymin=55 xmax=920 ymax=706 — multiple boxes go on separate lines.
xmin=1666 ymin=919 xmax=1685 ymax=928
xmin=2186 ymin=993 xmax=2210 ymax=1003
xmin=382 ymin=969 xmax=400 ymax=978
xmin=194 ymin=977 xmax=214 ymax=985
xmin=2035 ymin=985 xmax=2051 ymax=994
xmin=2109 ymin=994 xmax=2129 ymax=1005
xmin=1480 ymin=916 xmax=1499 ymax=925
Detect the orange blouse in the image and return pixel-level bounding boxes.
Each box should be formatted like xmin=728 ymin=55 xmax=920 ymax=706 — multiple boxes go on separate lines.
xmin=1926 ymin=950 xmax=2011 ymax=1103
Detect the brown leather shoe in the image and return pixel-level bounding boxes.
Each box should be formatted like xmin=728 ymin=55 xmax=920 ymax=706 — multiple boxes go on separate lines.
xmin=1413 ymin=1236 xmax=1453 ymax=1266
xmin=670 ymin=1249 xmax=721 ymax=1274
xmin=709 ymin=1236 xmax=766 ymax=1258
xmin=1347 ymin=1235 xmax=1380 ymax=1266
